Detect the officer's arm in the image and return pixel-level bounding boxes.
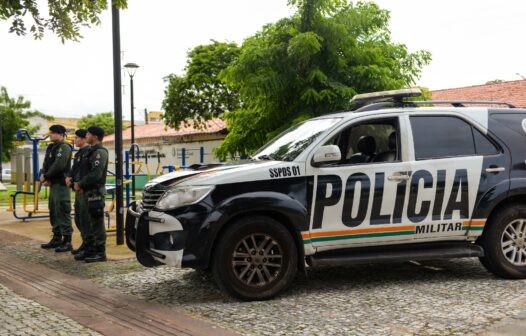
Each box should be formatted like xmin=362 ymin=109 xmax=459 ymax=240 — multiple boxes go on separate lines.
xmin=43 ymin=144 xmax=72 ymax=179
xmin=41 ymin=146 xmax=51 ymax=175
xmin=78 ymin=150 xmax=108 ymax=189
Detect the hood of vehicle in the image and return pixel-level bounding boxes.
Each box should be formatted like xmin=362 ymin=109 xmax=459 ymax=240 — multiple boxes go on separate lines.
xmin=166 ymin=160 xmax=303 ymax=187
xmin=146 ymin=169 xmax=201 ymax=186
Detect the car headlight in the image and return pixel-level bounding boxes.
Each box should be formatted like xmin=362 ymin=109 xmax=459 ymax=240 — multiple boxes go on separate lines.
xmin=155 ymin=186 xmax=214 ymax=211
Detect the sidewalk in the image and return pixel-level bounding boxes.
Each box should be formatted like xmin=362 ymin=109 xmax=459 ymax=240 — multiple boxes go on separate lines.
xmin=0 ymin=207 xmax=133 ymax=260
xmin=1 ymin=210 xmax=526 ymax=335
xmin=0 ymin=232 xmax=236 ymax=336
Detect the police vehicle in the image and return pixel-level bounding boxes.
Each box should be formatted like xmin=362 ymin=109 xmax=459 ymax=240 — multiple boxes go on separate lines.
xmin=126 ymin=88 xmax=526 ymax=300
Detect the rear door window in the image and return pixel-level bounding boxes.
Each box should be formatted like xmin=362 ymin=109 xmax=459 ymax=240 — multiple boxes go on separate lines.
xmin=410 ymin=116 xmax=476 ymax=160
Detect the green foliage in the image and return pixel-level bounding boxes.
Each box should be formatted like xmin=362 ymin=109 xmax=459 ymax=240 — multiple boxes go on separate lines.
xmin=0 ymin=86 xmax=50 ymax=162
xmin=77 ymin=112 xmax=120 ymax=136
xmin=162 ymin=41 xmax=241 ymax=128
xmin=0 ymin=0 xmax=127 ymax=42
xmin=214 ymin=0 xmax=431 ymax=159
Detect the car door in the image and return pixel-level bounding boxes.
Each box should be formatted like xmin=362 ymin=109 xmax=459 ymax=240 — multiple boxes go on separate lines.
xmin=305 ymin=114 xmax=414 ymax=251
xmin=406 ymin=113 xmax=506 ymax=240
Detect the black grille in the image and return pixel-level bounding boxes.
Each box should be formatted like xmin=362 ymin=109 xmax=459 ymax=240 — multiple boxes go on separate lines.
xmin=140 ymin=185 xmax=167 ymax=211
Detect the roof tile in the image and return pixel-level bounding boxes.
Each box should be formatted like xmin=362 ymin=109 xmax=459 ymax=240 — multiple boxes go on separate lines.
xmin=103 ymin=118 xmax=226 ymax=143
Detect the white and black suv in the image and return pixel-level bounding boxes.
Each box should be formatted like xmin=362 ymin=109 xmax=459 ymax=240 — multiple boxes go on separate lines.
xmin=126 ymin=88 xmax=526 ymax=300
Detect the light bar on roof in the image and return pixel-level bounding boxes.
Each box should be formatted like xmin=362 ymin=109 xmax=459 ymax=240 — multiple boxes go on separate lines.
xmin=351 ymin=88 xmax=422 ymax=105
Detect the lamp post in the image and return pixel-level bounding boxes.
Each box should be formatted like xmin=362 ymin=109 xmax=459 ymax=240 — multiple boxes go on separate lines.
xmin=112 ymin=5 xmax=124 ymax=245
xmin=0 ymin=105 xmax=3 ymax=183
xmin=124 ymin=62 xmax=139 ymax=199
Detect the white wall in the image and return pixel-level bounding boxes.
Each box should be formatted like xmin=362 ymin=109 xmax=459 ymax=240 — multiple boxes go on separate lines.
xmin=106 ymin=139 xmax=224 ymax=176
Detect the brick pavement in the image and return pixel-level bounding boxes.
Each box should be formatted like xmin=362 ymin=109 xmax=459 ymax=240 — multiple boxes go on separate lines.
xmin=0 ymin=249 xmax=237 ymax=336
xmin=0 ymin=283 xmax=100 ymax=336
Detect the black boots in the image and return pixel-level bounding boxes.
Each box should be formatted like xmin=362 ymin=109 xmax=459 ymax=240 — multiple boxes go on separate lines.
xmin=74 ymin=244 xmax=91 ymax=261
xmin=74 ymin=249 xmax=89 ymax=261
xmin=71 ymin=242 xmax=85 ymax=255
xmin=41 ymin=234 xmax=62 ymax=249
xmin=55 ymin=235 xmax=72 ymax=253
xmin=84 ymin=246 xmax=107 ymax=263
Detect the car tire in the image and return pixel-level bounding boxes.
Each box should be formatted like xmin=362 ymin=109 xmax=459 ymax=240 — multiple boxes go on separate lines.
xmin=212 ymin=216 xmax=298 ymax=301
xmin=478 ymin=204 xmax=526 ymax=279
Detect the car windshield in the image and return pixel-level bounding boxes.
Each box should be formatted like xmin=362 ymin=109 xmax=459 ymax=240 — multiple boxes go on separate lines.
xmin=252 ymin=117 xmax=342 ymax=161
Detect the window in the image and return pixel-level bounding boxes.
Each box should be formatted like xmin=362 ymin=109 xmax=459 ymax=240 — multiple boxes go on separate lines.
xmin=411 ymin=116 xmax=497 ymax=160
xmin=253 ymin=117 xmax=342 ymax=162
xmin=322 ymin=117 xmax=400 ymax=165
xmin=472 ymin=128 xmax=499 ymax=155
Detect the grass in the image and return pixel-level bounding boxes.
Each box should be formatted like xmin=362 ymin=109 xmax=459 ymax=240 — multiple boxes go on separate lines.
xmin=0 ymin=184 xmax=143 ymax=207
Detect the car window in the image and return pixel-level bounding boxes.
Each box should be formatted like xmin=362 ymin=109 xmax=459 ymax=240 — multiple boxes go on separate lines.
xmin=253 ymin=117 xmax=342 ymax=161
xmin=472 ymin=128 xmax=499 ymax=155
xmin=410 ymin=116 xmax=476 ymax=160
xmin=322 ymin=117 xmax=400 ymax=165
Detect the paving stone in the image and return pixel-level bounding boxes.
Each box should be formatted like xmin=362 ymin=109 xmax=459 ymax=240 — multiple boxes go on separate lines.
xmin=2 ymin=236 xmax=526 ymax=335
xmin=0 ymin=283 xmax=101 ymax=336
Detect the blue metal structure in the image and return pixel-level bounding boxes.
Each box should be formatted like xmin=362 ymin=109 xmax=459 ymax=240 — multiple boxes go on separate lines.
xmin=11 ymin=129 xmax=49 ymax=220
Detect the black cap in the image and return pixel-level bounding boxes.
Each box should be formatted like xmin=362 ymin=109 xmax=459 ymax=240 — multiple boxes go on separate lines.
xmin=49 ymin=124 xmax=67 ymax=134
xmin=87 ymin=126 xmax=105 ymax=139
xmin=75 ymin=129 xmax=87 ymax=138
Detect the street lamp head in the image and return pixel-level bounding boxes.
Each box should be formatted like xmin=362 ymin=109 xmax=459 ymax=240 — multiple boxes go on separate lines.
xmin=124 ymin=62 xmax=140 ymax=77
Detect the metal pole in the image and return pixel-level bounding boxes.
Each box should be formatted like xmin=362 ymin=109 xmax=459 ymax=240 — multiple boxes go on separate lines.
xmin=112 ymin=5 xmax=125 ymax=245
xmin=130 ymin=76 xmax=136 ymax=198
xmin=125 ymin=150 xmax=130 ymax=208
xmin=0 ymin=110 xmax=3 ymax=183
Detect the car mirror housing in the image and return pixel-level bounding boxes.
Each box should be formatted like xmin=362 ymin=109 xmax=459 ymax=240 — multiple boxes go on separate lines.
xmin=312 ymin=145 xmax=341 ymax=166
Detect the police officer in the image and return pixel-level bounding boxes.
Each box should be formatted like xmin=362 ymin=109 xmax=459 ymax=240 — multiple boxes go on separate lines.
xmin=66 ymin=129 xmax=93 ymax=260
xmin=74 ymin=126 xmax=108 ymax=263
xmin=40 ymin=125 xmax=73 ymax=251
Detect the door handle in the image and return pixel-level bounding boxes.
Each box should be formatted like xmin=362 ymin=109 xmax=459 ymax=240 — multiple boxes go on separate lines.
xmin=485 ymin=166 xmax=505 ymax=173
xmin=388 ymin=173 xmax=410 ymax=181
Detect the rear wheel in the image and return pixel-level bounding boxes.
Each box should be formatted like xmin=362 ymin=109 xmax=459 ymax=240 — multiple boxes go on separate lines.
xmin=212 ymin=216 xmax=298 ymax=301
xmin=479 ymin=205 xmax=526 ymax=279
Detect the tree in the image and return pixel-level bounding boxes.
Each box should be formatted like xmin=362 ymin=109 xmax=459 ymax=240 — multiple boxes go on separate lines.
xmin=77 ymin=112 xmax=121 ymax=136
xmin=213 ymin=0 xmax=430 ymax=158
xmin=0 ymin=86 xmax=51 ymax=161
xmin=486 ymin=79 xmax=505 ymax=85
xmin=162 ymin=41 xmax=241 ymax=128
xmin=0 ymin=0 xmax=127 ymax=42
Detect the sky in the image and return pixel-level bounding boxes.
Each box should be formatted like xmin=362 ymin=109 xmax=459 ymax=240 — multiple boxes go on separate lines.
xmin=0 ymin=0 xmax=525 ymax=120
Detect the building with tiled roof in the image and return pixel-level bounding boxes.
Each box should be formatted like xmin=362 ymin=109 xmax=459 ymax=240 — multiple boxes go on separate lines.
xmin=432 ymin=80 xmax=526 ymax=108
xmin=103 ymin=118 xmax=227 ymax=172
xmin=103 ymin=118 xmax=226 ymax=147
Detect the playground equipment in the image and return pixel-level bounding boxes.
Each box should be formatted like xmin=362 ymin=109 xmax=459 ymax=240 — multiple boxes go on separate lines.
xmin=8 ymin=129 xmax=50 ymax=220
xmin=8 ymin=130 xmax=218 ymax=229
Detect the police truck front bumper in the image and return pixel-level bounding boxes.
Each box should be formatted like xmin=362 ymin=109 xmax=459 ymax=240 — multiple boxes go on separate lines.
xmin=126 ymin=203 xmax=187 ymax=267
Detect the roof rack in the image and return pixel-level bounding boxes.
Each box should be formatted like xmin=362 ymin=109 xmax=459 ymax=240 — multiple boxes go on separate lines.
xmin=410 ymin=100 xmax=516 ymax=108
xmin=351 ymin=88 xmax=516 ymax=112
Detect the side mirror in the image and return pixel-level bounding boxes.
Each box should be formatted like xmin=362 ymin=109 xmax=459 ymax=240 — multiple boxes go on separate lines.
xmin=312 ymin=145 xmax=341 ymax=166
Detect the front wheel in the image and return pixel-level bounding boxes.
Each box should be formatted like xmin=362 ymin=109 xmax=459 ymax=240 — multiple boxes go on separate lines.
xmin=212 ymin=216 xmax=298 ymax=301
xmin=479 ymin=205 xmax=526 ymax=279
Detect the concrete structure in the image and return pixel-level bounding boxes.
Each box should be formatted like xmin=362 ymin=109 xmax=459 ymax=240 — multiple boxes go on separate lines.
xmin=145 ymin=111 xmax=163 ymax=124
xmin=103 ymin=118 xmax=227 ymax=175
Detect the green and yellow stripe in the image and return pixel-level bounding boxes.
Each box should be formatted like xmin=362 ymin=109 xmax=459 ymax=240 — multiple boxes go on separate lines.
xmin=302 ymin=225 xmax=416 ymax=244
xmin=303 ymin=218 xmax=488 ymax=244
xmin=462 ymin=219 xmax=486 ymax=231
